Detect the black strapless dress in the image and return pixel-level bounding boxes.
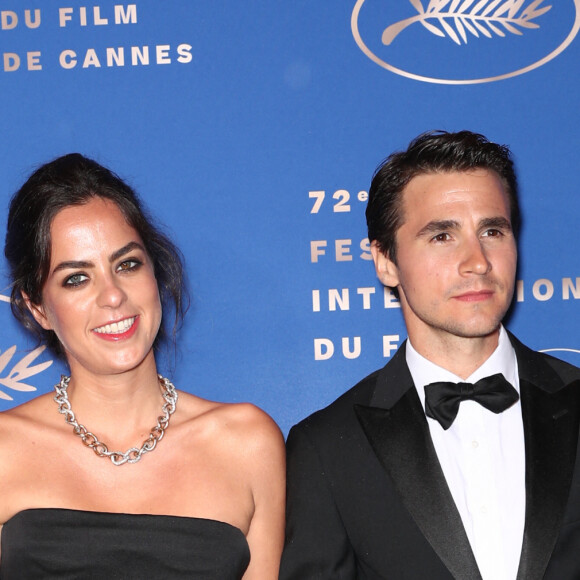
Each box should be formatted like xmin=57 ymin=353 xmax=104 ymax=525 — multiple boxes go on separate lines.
xmin=0 ymin=508 xmax=250 ymax=579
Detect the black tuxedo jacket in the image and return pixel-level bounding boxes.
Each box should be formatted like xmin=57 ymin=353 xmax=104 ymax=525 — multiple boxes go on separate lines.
xmin=280 ymin=335 xmax=580 ymax=579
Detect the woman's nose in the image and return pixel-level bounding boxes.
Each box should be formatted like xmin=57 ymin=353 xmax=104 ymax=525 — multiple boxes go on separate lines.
xmin=96 ymin=277 xmax=127 ymax=308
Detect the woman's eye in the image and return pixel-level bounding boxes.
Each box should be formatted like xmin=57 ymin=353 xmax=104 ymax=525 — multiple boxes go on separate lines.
xmin=117 ymin=259 xmax=142 ymax=272
xmin=64 ymin=273 xmax=88 ymax=287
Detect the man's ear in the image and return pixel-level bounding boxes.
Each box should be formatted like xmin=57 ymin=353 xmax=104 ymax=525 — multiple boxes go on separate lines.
xmin=22 ymin=292 xmax=52 ymax=330
xmin=370 ymin=241 xmax=400 ymax=289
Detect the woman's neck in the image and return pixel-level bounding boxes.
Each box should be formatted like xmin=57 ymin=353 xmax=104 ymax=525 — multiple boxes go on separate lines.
xmin=60 ymin=352 xmax=168 ymax=449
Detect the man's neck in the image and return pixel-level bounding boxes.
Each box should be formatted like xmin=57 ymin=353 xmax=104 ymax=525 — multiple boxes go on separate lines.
xmin=407 ymin=328 xmax=501 ymax=380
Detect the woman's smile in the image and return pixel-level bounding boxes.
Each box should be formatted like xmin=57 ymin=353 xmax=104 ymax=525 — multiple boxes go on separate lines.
xmin=92 ymin=315 xmax=139 ymax=340
xmin=30 ymin=198 xmax=162 ymax=377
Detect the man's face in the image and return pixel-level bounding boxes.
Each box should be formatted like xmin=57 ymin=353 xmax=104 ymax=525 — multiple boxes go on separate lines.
xmin=371 ymin=169 xmax=517 ymax=353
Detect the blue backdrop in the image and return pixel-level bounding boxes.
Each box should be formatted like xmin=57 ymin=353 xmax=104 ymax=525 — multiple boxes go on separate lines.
xmin=1 ymin=0 xmax=579 ymax=435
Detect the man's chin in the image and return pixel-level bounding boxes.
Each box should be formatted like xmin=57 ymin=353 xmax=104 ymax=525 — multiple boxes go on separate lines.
xmin=440 ymin=320 xmax=503 ymax=340
xmin=459 ymin=327 xmax=502 ymax=341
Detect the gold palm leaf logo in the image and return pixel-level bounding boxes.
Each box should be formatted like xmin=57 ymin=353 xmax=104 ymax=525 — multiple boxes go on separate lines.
xmin=0 ymin=345 xmax=53 ymax=401
xmin=383 ymin=0 xmax=551 ymax=46
xmin=0 ymin=293 xmax=53 ymax=402
xmin=351 ymin=0 xmax=580 ymax=83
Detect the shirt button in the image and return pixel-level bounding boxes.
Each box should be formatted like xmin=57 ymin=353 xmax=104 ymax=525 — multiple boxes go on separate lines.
xmin=472 ymin=440 xmax=479 ymax=448
xmin=481 ymin=506 xmax=487 ymax=514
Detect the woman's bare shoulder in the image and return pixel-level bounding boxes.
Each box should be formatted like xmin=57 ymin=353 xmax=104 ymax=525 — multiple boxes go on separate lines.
xmin=0 ymin=394 xmax=60 ymax=449
xmin=178 ymin=390 xmax=281 ymax=430
xmin=1 ymin=393 xmax=56 ymax=426
xmin=175 ymin=391 xmax=285 ymax=459
xmin=0 ymin=395 xmax=61 ymax=496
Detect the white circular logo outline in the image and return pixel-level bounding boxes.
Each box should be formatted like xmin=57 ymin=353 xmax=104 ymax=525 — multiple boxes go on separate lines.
xmin=351 ymin=0 xmax=580 ymax=85
xmin=540 ymin=348 xmax=580 ymax=355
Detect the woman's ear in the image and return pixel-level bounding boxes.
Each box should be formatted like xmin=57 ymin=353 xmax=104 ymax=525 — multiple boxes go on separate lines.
xmin=370 ymin=241 xmax=400 ymax=289
xmin=21 ymin=292 xmax=52 ymax=330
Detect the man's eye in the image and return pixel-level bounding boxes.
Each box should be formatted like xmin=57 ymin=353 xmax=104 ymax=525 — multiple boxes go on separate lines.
xmin=64 ymin=273 xmax=88 ymax=287
xmin=483 ymin=229 xmax=502 ymax=237
xmin=432 ymin=233 xmax=450 ymax=242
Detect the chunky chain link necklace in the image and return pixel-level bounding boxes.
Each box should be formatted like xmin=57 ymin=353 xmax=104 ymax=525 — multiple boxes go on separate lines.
xmin=53 ymin=374 xmax=178 ymax=466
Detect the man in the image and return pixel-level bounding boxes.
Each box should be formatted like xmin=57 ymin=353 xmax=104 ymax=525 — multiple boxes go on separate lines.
xmin=280 ymin=131 xmax=580 ymax=579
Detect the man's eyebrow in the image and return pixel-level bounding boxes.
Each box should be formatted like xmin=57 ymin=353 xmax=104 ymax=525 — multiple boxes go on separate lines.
xmin=51 ymin=242 xmax=145 ymax=275
xmin=416 ymin=220 xmax=460 ymax=238
xmin=479 ymin=216 xmax=512 ymax=231
xmin=415 ymin=216 xmax=513 ymax=239
xmin=109 ymin=241 xmax=145 ymax=263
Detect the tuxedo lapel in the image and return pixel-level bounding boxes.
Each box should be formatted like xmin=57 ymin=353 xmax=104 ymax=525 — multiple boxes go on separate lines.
xmin=512 ymin=337 xmax=580 ymax=580
xmin=516 ymin=378 xmax=580 ymax=580
xmin=355 ymin=345 xmax=482 ymax=580
xmin=354 ymin=337 xmax=580 ymax=580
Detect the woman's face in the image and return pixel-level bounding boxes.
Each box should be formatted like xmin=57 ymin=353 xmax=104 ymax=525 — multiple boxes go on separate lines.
xmin=28 ymin=197 xmax=162 ymax=377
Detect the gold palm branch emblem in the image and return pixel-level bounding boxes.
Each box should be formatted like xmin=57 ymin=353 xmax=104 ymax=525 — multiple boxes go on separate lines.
xmin=383 ymin=0 xmax=552 ymax=45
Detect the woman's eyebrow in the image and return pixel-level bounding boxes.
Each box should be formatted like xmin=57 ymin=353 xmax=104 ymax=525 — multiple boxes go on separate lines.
xmin=109 ymin=241 xmax=145 ymax=263
xmin=51 ymin=242 xmax=145 ymax=274
xmin=52 ymin=259 xmax=93 ymax=274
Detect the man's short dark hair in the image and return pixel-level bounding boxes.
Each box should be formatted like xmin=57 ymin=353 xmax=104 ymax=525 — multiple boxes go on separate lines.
xmin=366 ymin=130 xmax=520 ymax=264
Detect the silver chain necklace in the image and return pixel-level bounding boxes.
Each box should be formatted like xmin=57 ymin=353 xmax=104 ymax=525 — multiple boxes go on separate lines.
xmin=53 ymin=374 xmax=178 ymax=466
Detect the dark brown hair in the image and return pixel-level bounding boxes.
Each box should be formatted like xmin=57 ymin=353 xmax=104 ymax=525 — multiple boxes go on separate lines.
xmin=366 ymin=130 xmax=520 ymax=263
xmin=4 ymin=153 xmax=188 ymax=357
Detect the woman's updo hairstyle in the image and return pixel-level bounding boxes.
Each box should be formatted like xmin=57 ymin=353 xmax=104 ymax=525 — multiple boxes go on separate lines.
xmin=4 ymin=153 xmax=187 ymax=357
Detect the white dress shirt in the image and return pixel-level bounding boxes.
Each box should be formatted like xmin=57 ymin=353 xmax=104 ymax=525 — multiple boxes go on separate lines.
xmin=406 ymin=326 xmax=525 ymax=580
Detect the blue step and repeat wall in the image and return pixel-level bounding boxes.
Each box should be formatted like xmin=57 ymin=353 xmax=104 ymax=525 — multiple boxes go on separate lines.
xmin=1 ymin=1 xmax=579 ymax=435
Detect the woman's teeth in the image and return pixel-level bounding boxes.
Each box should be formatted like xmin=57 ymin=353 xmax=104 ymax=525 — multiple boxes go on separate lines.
xmin=93 ymin=317 xmax=135 ymax=334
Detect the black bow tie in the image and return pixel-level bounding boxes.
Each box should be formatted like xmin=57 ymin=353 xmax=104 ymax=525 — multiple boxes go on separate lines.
xmin=424 ymin=373 xmax=519 ymax=430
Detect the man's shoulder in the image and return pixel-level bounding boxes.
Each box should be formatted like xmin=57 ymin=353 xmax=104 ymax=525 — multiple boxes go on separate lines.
xmin=510 ymin=333 xmax=580 ymax=384
xmin=510 ymin=332 xmax=580 ymax=386
xmin=290 ymin=366 xmax=384 ymax=437
xmin=532 ymin=349 xmax=580 ymax=385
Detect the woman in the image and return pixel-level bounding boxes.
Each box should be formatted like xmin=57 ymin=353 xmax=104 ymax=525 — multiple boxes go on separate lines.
xmin=0 ymin=154 xmax=285 ymax=579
